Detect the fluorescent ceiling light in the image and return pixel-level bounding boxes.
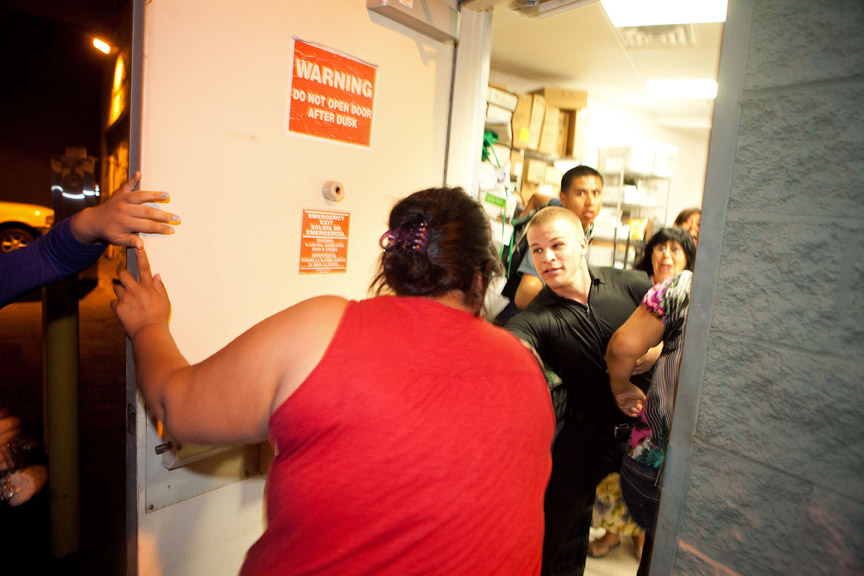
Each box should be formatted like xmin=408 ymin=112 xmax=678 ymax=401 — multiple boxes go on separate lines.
xmin=647 ymin=79 xmax=718 ymax=99
xmin=601 ymin=0 xmax=727 ymax=27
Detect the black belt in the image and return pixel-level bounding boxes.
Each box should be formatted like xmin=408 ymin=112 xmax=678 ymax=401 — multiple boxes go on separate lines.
xmin=574 ymin=413 xmax=633 ymax=439
xmin=613 ymin=423 xmax=633 ymax=439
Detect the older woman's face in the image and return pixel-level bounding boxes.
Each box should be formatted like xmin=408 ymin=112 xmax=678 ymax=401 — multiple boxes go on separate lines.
xmin=651 ymin=241 xmax=687 ymax=284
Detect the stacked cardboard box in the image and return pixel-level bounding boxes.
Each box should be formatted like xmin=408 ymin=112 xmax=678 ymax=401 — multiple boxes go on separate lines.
xmin=511 ymin=93 xmax=546 ymax=151
xmin=510 ymin=87 xmax=589 ymax=204
xmin=530 ymin=87 xmax=589 ymax=159
xmin=537 ymin=105 xmax=560 ymax=155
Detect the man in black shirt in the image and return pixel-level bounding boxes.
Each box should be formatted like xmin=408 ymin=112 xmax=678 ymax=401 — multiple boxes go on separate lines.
xmin=505 ymin=206 xmax=654 ymax=576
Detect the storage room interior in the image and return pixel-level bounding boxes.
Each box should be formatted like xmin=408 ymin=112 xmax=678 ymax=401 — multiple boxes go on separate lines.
xmin=475 ymin=0 xmax=722 ymax=270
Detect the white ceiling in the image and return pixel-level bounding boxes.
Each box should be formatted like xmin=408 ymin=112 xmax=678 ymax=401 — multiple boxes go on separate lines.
xmin=486 ymin=0 xmax=724 ymax=132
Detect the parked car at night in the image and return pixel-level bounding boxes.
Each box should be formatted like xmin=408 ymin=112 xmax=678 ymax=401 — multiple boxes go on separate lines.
xmin=0 ymin=201 xmax=54 ymax=252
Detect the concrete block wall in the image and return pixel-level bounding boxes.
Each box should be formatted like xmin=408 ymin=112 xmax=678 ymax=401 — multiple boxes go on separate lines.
xmin=671 ymin=0 xmax=864 ymax=574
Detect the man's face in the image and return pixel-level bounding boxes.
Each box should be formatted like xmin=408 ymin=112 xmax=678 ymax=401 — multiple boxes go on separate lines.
xmin=559 ymin=175 xmax=603 ymax=231
xmin=527 ymin=218 xmax=587 ymax=294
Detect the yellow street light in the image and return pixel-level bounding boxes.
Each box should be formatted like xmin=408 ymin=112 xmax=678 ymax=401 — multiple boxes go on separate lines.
xmin=93 ymin=38 xmax=112 ymax=54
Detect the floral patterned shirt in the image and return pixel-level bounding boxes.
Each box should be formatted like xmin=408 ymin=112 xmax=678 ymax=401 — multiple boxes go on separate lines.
xmin=628 ymin=270 xmax=693 ymax=473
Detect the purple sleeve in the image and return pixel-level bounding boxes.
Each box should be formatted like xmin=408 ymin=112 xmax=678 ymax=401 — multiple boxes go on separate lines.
xmin=0 ymin=218 xmax=105 ymax=308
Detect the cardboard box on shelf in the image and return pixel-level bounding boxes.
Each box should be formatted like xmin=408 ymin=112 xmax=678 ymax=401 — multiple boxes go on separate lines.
xmin=518 ymin=180 xmax=558 ymax=208
xmin=486 ymin=102 xmax=514 ymax=124
xmin=545 ymin=165 xmax=563 ymax=186
xmin=562 ymin=107 xmax=590 ymax=159
xmin=538 ymin=105 xmax=561 ymax=155
xmin=487 ymin=85 xmax=519 ymax=112
xmin=530 ymin=87 xmax=588 ymax=110
xmin=510 ymin=148 xmax=524 ymax=180
xmin=556 ymin=111 xmax=571 ymax=157
xmin=511 ymin=93 xmax=546 ymax=150
xmin=524 ymin=158 xmax=549 ymax=184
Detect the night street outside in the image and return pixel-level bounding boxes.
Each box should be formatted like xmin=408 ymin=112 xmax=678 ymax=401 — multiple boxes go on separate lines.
xmin=0 ymin=253 xmax=127 ymax=574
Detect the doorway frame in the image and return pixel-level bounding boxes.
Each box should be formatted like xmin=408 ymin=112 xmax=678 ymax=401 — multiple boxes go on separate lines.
xmin=651 ymin=0 xmax=752 ymax=572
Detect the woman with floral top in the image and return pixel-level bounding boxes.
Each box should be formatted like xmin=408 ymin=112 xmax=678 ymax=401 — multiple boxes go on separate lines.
xmin=588 ymin=229 xmax=695 ymax=562
xmin=605 ymin=269 xmax=694 ymax=575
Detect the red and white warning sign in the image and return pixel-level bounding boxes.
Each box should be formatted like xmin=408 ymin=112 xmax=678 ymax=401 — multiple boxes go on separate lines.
xmin=287 ymin=39 xmax=377 ymax=147
xmin=299 ymin=209 xmax=350 ymax=274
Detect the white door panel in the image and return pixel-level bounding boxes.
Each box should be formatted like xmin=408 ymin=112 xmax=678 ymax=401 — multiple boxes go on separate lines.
xmin=135 ymin=1 xmax=455 ymax=574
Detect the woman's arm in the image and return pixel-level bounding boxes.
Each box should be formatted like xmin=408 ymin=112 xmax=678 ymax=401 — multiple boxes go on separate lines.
xmin=514 ymin=273 xmax=544 ymax=309
xmin=0 ymin=172 xmax=180 ymax=308
xmin=0 ymin=218 xmax=104 ymax=307
xmin=113 ymin=247 xmax=346 ymax=445
xmin=605 ymin=306 xmax=665 ymax=417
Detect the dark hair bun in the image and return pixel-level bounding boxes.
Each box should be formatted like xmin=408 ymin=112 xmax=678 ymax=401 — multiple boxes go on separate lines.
xmin=371 ymin=188 xmax=502 ymax=308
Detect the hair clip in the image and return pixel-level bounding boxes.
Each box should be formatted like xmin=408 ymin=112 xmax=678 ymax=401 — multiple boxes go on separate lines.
xmin=380 ymin=222 xmax=429 ymax=254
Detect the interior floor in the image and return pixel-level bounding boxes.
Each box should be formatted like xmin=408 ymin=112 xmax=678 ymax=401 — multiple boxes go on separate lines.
xmin=586 ymin=527 xmax=641 ymax=576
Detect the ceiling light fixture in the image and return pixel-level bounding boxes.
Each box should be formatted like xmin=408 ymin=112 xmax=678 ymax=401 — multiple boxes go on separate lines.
xmin=600 ymin=0 xmax=727 ymax=27
xmin=534 ymin=0 xmax=595 ymax=18
xmin=646 ymin=79 xmax=718 ymax=99
xmin=506 ymin=0 xmax=599 ymax=20
xmin=93 ymin=38 xmax=112 ymax=54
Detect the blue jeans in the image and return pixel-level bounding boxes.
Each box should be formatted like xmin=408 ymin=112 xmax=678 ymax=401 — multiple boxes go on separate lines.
xmin=620 ymin=455 xmax=661 ymax=532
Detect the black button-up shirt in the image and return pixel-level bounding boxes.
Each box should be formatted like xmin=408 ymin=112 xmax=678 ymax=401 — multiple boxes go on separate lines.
xmin=506 ymin=266 xmax=653 ymax=428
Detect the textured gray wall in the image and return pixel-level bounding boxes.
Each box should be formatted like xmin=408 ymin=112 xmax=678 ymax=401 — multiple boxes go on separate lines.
xmin=668 ymin=0 xmax=864 ymax=574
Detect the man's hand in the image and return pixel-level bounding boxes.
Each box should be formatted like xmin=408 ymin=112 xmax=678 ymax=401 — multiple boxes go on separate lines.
xmin=70 ymin=171 xmax=180 ymax=249
xmin=612 ymin=382 xmax=646 ymax=418
xmin=112 ymin=246 xmax=171 ymax=340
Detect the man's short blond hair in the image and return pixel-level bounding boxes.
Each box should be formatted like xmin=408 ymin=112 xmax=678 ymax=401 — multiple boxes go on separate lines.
xmin=527 ymin=206 xmax=585 ymax=238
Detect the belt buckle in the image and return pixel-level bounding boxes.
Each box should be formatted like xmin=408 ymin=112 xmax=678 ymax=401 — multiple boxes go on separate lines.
xmin=613 ymin=423 xmax=632 ymax=439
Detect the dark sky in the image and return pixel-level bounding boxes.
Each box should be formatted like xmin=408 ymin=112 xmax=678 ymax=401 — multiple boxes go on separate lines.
xmin=0 ymin=2 xmax=124 ymax=206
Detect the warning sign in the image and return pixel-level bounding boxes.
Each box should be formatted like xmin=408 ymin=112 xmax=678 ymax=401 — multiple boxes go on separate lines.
xmin=299 ymin=209 xmax=350 ymax=274
xmin=287 ymin=39 xmax=377 ymax=147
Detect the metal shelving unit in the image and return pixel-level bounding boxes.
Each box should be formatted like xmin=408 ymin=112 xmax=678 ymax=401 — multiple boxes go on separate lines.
xmin=591 ymin=144 xmax=676 ymax=269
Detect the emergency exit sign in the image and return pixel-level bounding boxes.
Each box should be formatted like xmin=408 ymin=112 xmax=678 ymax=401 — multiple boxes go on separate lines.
xmin=299 ymin=209 xmax=350 ymax=274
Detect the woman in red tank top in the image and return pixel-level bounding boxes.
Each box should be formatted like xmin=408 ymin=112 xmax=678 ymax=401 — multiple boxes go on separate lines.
xmin=113 ymin=187 xmax=554 ymax=575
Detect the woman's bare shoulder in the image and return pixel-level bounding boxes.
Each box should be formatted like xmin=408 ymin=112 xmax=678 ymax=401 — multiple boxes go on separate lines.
xmin=263 ymin=295 xmax=351 ymax=409
xmin=271 ymin=295 xmax=349 ymax=325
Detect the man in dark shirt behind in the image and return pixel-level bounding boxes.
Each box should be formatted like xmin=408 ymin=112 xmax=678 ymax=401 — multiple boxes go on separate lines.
xmin=506 ymin=206 xmax=653 ymax=576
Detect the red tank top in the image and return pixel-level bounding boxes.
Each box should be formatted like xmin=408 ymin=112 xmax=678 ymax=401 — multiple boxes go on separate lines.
xmin=240 ymin=296 xmax=553 ymax=575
